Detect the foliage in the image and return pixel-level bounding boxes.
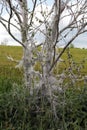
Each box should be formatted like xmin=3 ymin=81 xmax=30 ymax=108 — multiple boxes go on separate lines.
xmin=0 ymin=80 xmax=87 ymax=130
xmin=64 ymin=87 xmax=87 ymax=130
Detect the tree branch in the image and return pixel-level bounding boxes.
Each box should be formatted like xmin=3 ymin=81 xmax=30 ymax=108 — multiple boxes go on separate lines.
xmin=49 ymin=22 xmax=87 ymax=72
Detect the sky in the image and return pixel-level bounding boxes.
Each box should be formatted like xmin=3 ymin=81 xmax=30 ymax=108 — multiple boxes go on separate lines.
xmin=0 ymin=0 xmax=87 ymax=48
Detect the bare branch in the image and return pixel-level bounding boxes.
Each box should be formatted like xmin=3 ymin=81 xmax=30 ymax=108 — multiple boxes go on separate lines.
xmin=0 ymin=16 xmax=20 ymax=30
xmin=29 ymin=0 xmax=37 ymax=27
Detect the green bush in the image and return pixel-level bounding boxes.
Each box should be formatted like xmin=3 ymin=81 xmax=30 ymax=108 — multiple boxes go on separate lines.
xmin=0 ymin=78 xmax=12 ymax=93
xmin=64 ymin=87 xmax=87 ymax=130
xmin=0 ymin=80 xmax=87 ymax=130
xmin=0 ymin=84 xmax=57 ymax=130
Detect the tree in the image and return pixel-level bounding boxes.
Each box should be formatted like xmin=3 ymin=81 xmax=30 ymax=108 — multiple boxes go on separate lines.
xmin=69 ymin=43 xmax=75 ymax=48
xmin=1 ymin=38 xmax=8 ymax=45
xmin=0 ymin=0 xmax=87 ymax=117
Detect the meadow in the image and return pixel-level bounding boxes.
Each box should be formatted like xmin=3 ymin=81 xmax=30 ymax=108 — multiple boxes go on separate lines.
xmin=0 ymin=45 xmax=23 ymax=83
xmin=0 ymin=45 xmax=87 ymax=130
xmin=0 ymin=45 xmax=87 ymax=78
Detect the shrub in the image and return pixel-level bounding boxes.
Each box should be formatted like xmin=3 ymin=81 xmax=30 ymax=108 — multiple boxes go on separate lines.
xmin=0 ymin=81 xmax=87 ymax=130
xmin=64 ymin=87 xmax=87 ymax=130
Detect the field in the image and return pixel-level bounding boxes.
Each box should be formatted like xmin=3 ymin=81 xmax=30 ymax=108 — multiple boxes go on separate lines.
xmin=0 ymin=45 xmax=87 ymax=77
xmin=0 ymin=45 xmax=87 ymax=130
xmin=0 ymin=45 xmax=23 ymax=83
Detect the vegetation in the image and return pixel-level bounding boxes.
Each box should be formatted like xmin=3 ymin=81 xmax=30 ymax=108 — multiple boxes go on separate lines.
xmin=0 ymin=80 xmax=87 ymax=130
xmin=0 ymin=45 xmax=87 ymax=129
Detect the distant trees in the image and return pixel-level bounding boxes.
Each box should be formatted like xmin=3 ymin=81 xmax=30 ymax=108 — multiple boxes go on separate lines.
xmin=0 ymin=0 xmax=87 ymax=117
xmin=1 ymin=39 xmax=8 ymax=45
xmin=69 ymin=43 xmax=75 ymax=48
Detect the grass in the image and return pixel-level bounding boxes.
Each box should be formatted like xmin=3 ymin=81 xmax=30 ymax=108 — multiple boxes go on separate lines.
xmin=0 ymin=45 xmax=87 ymax=74
xmin=0 ymin=45 xmax=23 ymax=83
xmin=0 ymin=45 xmax=22 ymax=66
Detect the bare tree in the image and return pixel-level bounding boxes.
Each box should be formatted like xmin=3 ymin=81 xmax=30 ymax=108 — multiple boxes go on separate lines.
xmin=0 ymin=0 xmax=87 ymax=117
